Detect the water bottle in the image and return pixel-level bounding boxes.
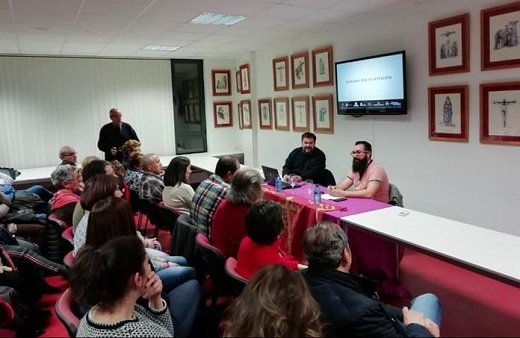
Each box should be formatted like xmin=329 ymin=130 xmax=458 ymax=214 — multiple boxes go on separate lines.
xmin=313 ymin=184 xmax=322 ymax=203
xmin=275 ymin=176 xmax=283 ymax=192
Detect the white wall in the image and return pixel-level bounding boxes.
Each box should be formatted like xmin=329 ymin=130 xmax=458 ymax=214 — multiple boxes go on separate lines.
xmin=246 ymin=0 xmax=520 ymax=236
xmin=0 ymin=57 xmax=176 ymax=167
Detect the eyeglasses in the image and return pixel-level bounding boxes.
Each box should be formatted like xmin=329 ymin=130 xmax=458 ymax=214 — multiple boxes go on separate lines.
xmin=63 ymin=152 xmax=77 ymax=156
xmin=350 ymin=150 xmax=368 ymax=156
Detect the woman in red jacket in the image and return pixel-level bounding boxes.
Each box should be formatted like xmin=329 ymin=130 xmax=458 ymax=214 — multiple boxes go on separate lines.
xmin=236 ymin=200 xmax=306 ymax=279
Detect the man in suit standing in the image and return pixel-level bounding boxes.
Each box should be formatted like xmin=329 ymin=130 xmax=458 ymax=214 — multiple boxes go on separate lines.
xmin=97 ymin=108 xmax=139 ymax=162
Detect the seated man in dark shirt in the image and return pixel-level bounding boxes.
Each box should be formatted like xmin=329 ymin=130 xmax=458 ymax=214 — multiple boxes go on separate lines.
xmin=301 ymin=221 xmax=441 ymax=338
xmin=282 ymin=132 xmax=327 ymax=185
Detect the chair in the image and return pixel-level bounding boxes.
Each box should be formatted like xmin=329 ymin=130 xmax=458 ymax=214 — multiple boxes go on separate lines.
xmin=170 ymin=214 xmax=205 ymax=281
xmin=388 ymin=183 xmax=404 ymax=207
xmin=63 ymin=250 xmax=74 ymax=269
xmin=195 ymin=233 xmax=234 ymax=308
xmin=324 ymin=169 xmax=336 ymax=186
xmin=55 ymin=288 xmax=81 ymax=338
xmin=224 ymin=257 xmax=248 ymax=296
xmin=146 ymin=202 xmax=179 ymax=238
xmin=46 ymin=214 xmax=69 ymax=263
xmin=61 ymin=226 xmax=74 ymax=246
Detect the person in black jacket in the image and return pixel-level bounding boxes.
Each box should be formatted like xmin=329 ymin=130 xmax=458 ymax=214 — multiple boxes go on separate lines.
xmin=301 ymin=221 xmax=441 ymax=338
xmin=282 ymin=132 xmax=327 ymax=185
xmin=97 ymin=108 xmax=139 ymax=162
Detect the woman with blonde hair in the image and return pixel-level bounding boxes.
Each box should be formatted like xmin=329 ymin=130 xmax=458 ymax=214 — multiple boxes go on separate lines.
xmin=222 ymin=264 xmax=323 ymax=337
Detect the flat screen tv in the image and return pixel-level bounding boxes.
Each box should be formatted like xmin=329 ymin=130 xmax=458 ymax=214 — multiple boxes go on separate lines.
xmin=335 ymin=50 xmax=407 ymax=116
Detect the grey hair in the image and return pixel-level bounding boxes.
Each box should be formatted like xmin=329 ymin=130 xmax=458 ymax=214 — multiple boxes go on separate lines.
xmin=226 ymin=168 xmax=264 ymax=205
xmin=140 ymin=153 xmax=157 ymax=169
xmin=303 ymin=221 xmax=349 ymax=269
xmin=51 ymin=164 xmax=77 ymax=188
xmin=59 ymin=145 xmax=73 ymax=158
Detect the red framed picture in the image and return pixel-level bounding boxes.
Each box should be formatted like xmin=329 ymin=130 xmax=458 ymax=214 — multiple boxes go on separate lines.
xmin=213 ymin=101 xmax=233 ymax=128
xmin=428 ymin=85 xmax=469 ymax=142
xmin=211 ymin=70 xmax=231 ymax=96
xmin=239 ymin=64 xmax=251 ymax=94
xmin=480 ymin=81 xmax=520 ymax=145
xmin=258 ymin=98 xmax=273 ymax=129
xmin=291 ymin=50 xmax=309 ymax=90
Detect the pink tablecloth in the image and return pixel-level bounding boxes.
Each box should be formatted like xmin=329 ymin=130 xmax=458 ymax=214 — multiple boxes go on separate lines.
xmin=265 ymin=183 xmax=410 ymax=298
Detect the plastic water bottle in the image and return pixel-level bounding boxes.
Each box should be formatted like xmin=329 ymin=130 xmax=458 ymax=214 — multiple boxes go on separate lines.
xmin=275 ymin=176 xmax=283 ymax=192
xmin=313 ymin=184 xmax=322 ymax=203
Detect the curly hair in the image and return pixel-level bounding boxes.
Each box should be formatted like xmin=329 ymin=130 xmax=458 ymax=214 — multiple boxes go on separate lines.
xmin=222 ymin=265 xmax=323 ymax=337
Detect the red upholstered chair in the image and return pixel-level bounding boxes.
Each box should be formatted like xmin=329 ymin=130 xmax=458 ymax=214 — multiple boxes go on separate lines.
xmin=55 ymin=288 xmax=81 ymax=338
xmin=195 ymin=233 xmax=234 ymax=308
xmin=63 ymin=251 xmax=74 ymax=269
xmin=224 ymin=257 xmax=248 ymax=296
xmin=61 ymin=226 xmax=74 ymax=246
xmin=0 ymin=298 xmax=16 ymax=337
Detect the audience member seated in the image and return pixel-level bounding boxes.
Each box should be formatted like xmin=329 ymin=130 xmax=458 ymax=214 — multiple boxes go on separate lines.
xmin=236 ymin=200 xmax=305 ymax=279
xmin=162 ymin=156 xmax=194 ymax=214
xmin=211 ymin=168 xmax=264 ymax=259
xmin=138 ymin=153 xmax=164 ymax=204
xmin=50 ymin=164 xmax=81 ymax=226
xmin=80 ymin=155 xmax=100 ymax=169
xmin=191 ymin=156 xmax=239 ymax=237
xmin=282 ymin=131 xmax=327 ymax=185
xmin=0 ymin=171 xmax=53 ymax=203
xmin=124 ymin=153 xmax=144 ymax=194
xmin=85 ymin=197 xmax=197 ymax=293
xmin=71 ymin=236 xmax=174 ymax=337
xmin=301 ymin=221 xmax=441 ymax=338
xmin=72 ymin=159 xmax=115 ymax=231
xmin=222 ymin=264 xmax=323 ymax=337
xmin=122 ymin=139 xmax=141 ymax=170
xmin=111 ymin=160 xmax=130 ymax=201
xmin=73 ymin=175 xmax=123 ymax=255
xmin=58 ymin=145 xmax=77 ymax=166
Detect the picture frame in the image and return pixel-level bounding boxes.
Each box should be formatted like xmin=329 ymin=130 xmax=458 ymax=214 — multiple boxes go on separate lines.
xmin=211 ymin=70 xmax=231 ymax=96
xmin=272 ymin=56 xmax=289 ymax=91
xmin=312 ymin=45 xmax=334 ymax=87
xmin=237 ymin=102 xmax=243 ymax=130
xmin=241 ymin=99 xmax=252 ymax=129
xmin=239 ymin=64 xmax=251 ymax=94
xmin=274 ymin=97 xmax=290 ymax=131
xmin=480 ymin=81 xmax=520 ymax=145
xmin=428 ymin=85 xmax=469 ymax=142
xmin=291 ymin=96 xmax=310 ymax=132
xmin=428 ymin=13 xmax=470 ymax=76
xmin=258 ymin=98 xmax=273 ymax=129
xmin=481 ymin=2 xmax=520 ymax=71
xmin=291 ymin=50 xmax=309 ymax=89
xmin=213 ymin=101 xmax=233 ymax=128
xmin=236 ymin=70 xmax=241 ymax=93
xmin=312 ymin=94 xmax=334 ymax=134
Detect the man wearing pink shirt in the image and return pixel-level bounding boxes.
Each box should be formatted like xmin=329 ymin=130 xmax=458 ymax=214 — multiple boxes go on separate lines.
xmin=329 ymin=141 xmax=389 ymax=203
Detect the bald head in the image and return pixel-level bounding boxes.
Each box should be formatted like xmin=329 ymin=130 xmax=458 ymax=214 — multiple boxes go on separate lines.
xmin=59 ymin=145 xmax=77 ymax=165
xmin=109 ymin=108 xmax=122 ymax=126
xmin=141 ymin=153 xmax=162 ymax=175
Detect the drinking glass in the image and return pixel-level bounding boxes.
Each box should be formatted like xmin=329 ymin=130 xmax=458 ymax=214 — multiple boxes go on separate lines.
xmin=289 ymin=175 xmax=297 ymax=189
xmin=305 ymin=179 xmax=314 ymax=195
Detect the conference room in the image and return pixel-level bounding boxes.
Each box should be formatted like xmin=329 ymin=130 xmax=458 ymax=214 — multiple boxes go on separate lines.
xmin=1 ymin=0 xmax=519 ymax=336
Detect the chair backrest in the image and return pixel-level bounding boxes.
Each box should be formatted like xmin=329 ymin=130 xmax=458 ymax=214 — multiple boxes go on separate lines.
xmin=195 ymin=233 xmax=228 ymax=290
xmin=55 ymin=288 xmax=80 ymax=338
xmin=225 ymin=257 xmax=248 ymax=296
xmin=45 ymin=214 xmax=69 ymax=263
xmin=61 ymin=226 xmax=74 ymax=245
xmin=146 ymin=203 xmax=179 ymax=233
xmin=63 ymin=250 xmax=74 ymax=269
xmin=388 ymin=183 xmax=404 ymax=207
xmin=324 ymin=169 xmax=336 ymax=186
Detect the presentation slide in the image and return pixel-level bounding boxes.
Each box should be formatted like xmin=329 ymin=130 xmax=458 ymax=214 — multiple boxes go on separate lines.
xmin=336 ymin=54 xmax=404 ymax=102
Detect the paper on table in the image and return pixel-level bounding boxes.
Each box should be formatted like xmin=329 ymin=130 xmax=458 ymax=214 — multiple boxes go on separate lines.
xmin=321 ymin=193 xmax=343 ymax=200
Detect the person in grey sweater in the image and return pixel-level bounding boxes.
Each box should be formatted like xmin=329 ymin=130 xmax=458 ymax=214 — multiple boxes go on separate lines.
xmin=71 ymin=236 xmax=174 ymax=337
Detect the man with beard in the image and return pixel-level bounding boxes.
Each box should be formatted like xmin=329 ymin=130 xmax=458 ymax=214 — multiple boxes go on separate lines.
xmin=329 ymin=141 xmax=389 ymax=203
xmin=282 ymin=132 xmax=327 ymax=185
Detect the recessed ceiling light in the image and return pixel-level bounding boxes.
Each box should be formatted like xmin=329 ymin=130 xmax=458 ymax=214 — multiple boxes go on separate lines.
xmin=190 ymin=12 xmax=247 ymax=26
xmin=142 ymin=45 xmax=180 ymax=52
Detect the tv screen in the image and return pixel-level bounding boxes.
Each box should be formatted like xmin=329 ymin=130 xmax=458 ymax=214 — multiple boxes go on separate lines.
xmin=335 ymin=50 xmax=407 ymax=116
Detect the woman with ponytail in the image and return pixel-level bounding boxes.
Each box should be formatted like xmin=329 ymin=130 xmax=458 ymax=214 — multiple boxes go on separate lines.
xmin=70 ymin=236 xmax=174 ymax=337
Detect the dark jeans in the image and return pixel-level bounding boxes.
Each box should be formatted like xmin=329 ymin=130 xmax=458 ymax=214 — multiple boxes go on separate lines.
xmin=24 ymin=186 xmax=53 ymax=203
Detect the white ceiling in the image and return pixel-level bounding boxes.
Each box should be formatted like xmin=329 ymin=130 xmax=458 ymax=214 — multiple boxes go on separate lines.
xmin=0 ymin=0 xmax=431 ymax=59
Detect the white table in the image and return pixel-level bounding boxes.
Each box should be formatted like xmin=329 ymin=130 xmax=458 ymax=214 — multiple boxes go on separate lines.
xmin=341 ymin=206 xmax=520 ymax=287
xmin=13 ymin=150 xmax=243 ymax=187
